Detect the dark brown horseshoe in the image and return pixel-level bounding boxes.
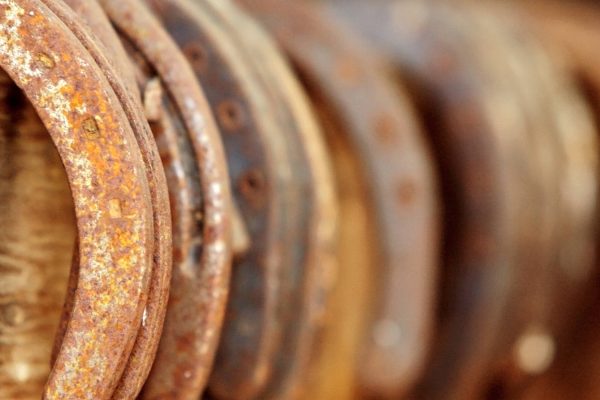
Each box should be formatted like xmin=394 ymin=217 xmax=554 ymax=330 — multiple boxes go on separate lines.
xmin=0 ymin=69 xmax=76 ymax=399
xmin=143 ymin=0 xmax=301 ymax=398
xmin=432 ymin=7 xmax=564 ymax=394
xmin=511 ymin=2 xmax=600 ymax=398
xmin=0 ymin=1 xmax=157 ymax=398
xmin=464 ymin=4 xmax=598 ymax=395
xmin=215 ymin=1 xmax=338 ymax=398
xmin=97 ymin=0 xmax=234 ymax=398
xmin=237 ymin=0 xmax=440 ymax=398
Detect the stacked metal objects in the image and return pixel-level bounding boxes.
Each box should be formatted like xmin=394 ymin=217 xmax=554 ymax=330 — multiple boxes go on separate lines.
xmin=1 ymin=0 xmax=600 ymax=399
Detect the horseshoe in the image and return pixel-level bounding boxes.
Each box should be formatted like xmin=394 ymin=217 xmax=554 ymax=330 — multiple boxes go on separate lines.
xmin=511 ymin=2 xmax=600 ymax=398
xmin=142 ymin=0 xmax=301 ymax=398
xmin=238 ymin=0 xmax=440 ymax=398
xmin=464 ymin=4 xmax=598 ymax=395
xmin=328 ymin=0 xmax=598 ymax=398
xmin=30 ymin=2 xmax=174 ymax=399
xmin=0 ymin=1 xmax=159 ymax=398
xmin=214 ymin=1 xmax=339 ymax=399
xmin=97 ymin=0 xmax=234 ymax=398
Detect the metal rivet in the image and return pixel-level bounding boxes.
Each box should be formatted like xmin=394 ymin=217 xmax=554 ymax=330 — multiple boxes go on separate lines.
xmin=108 ymin=199 xmax=122 ymax=219
xmin=37 ymin=53 xmax=55 ymax=69
xmin=82 ymin=116 xmax=101 ymax=138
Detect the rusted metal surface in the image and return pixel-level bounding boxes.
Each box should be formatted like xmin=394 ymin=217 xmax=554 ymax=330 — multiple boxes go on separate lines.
xmin=57 ymin=0 xmax=139 ymax=99
xmin=36 ymin=1 xmax=173 ymax=398
xmin=238 ymin=0 xmax=440 ymax=398
xmin=221 ymin=1 xmax=338 ymax=398
xmin=0 ymin=70 xmax=76 ymax=399
xmin=0 ymin=0 xmax=157 ymax=398
xmin=145 ymin=0 xmax=301 ymax=398
xmin=93 ymin=0 xmax=234 ymax=398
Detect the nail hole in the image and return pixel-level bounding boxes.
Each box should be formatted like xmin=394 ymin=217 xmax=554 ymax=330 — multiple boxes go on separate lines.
xmin=514 ymin=329 xmax=555 ymax=375
xmin=373 ymin=319 xmax=402 ymax=349
xmin=238 ymin=169 xmax=265 ymax=206
xmin=397 ymin=180 xmax=417 ymax=207
xmin=184 ymin=43 xmax=207 ymax=72
xmin=37 ymin=53 xmax=55 ymax=69
xmin=335 ymin=58 xmax=361 ymax=85
xmin=82 ymin=116 xmax=100 ymax=138
xmin=217 ymin=100 xmax=245 ymax=131
xmin=374 ymin=114 xmax=396 ymax=144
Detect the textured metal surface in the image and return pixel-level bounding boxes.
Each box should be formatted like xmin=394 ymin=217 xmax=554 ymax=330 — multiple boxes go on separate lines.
xmin=95 ymin=1 xmax=234 ymax=399
xmin=0 ymin=0 xmax=157 ymax=398
xmin=238 ymin=0 xmax=440 ymax=398
xmin=37 ymin=1 xmax=173 ymax=398
xmin=146 ymin=0 xmax=299 ymax=398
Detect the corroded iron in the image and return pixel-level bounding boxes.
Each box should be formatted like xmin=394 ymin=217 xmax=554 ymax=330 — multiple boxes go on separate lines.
xmin=0 ymin=1 xmax=157 ymax=398
xmin=145 ymin=0 xmax=301 ymax=398
xmin=96 ymin=0 xmax=234 ymax=399
xmin=238 ymin=0 xmax=440 ymax=398
xmin=2 ymin=1 xmax=600 ymax=399
xmin=39 ymin=1 xmax=173 ymax=398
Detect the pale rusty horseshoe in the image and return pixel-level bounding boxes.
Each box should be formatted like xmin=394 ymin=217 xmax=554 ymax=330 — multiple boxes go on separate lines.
xmin=463 ymin=4 xmax=597 ymax=395
xmin=98 ymin=0 xmax=234 ymax=398
xmin=35 ymin=2 xmax=173 ymax=398
xmin=238 ymin=0 xmax=440 ymax=398
xmin=510 ymin=2 xmax=600 ymax=398
xmin=0 ymin=0 xmax=157 ymax=398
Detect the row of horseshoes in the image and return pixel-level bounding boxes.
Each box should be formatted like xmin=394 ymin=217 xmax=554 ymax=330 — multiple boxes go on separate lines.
xmin=1 ymin=0 xmax=600 ymax=399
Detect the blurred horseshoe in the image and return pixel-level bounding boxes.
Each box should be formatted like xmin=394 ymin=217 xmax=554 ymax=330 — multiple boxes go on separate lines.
xmin=511 ymin=2 xmax=600 ymax=398
xmin=327 ymin=0 xmax=597 ymax=398
xmin=326 ymin=2 xmax=549 ymax=398
xmin=464 ymin=4 xmax=598 ymax=395
xmin=214 ymin=1 xmax=339 ymax=399
xmin=238 ymin=0 xmax=440 ymax=398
